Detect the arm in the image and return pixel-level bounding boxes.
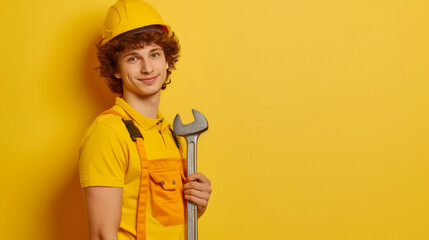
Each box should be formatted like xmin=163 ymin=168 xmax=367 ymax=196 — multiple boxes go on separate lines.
xmin=183 ymin=173 xmax=212 ymax=218
xmin=84 ymin=187 xmax=123 ymax=240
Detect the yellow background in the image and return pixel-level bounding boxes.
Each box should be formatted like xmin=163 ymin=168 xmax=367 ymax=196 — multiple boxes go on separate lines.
xmin=1 ymin=0 xmax=428 ymax=239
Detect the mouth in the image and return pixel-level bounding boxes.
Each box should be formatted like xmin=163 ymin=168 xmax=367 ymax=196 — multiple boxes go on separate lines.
xmin=138 ymin=75 xmax=158 ymax=83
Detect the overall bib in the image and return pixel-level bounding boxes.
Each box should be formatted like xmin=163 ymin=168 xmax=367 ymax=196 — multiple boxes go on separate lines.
xmin=102 ymin=108 xmax=186 ymax=240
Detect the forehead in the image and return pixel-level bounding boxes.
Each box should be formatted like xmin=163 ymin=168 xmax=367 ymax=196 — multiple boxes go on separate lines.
xmin=122 ymin=42 xmax=163 ymax=54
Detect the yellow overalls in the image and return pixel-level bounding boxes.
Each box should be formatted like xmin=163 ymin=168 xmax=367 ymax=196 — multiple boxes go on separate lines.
xmin=102 ymin=108 xmax=186 ymax=240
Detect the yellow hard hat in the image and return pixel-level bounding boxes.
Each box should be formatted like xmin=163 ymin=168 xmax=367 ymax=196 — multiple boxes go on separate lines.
xmin=101 ymin=0 xmax=170 ymax=45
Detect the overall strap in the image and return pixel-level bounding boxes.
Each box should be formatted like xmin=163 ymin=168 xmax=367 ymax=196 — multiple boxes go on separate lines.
xmin=101 ymin=108 xmax=149 ymax=240
xmin=169 ymin=127 xmax=182 ymax=152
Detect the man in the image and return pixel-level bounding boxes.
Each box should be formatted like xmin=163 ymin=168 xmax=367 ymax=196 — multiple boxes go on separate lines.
xmin=79 ymin=1 xmax=212 ymax=239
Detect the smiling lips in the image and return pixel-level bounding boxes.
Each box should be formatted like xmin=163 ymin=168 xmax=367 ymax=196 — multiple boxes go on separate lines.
xmin=138 ymin=75 xmax=158 ymax=83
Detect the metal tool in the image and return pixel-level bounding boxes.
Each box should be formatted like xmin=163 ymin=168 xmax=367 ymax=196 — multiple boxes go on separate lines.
xmin=173 ymin=109 xmax=208 ymax=240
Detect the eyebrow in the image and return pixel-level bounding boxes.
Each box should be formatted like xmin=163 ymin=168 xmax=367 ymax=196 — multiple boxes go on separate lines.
xmin=149 ymin=47 xmax=163 ymax=53
xmin=122 ymin=47 xmax=163 ymax=59
xmin=122 ymin=52 xmax=138 ymax=59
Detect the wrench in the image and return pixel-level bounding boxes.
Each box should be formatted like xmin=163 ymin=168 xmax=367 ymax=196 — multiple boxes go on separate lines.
xmin=173 ymin=109 xmax=208 ymax=240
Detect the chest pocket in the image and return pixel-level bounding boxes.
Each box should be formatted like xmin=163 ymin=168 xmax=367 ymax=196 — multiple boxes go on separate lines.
xmin=149 ymin=168 xmax=181 ymax=203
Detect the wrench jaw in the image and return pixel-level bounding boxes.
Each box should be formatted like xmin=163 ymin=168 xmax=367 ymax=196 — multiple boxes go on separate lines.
xmin=191 ymin=109 xmax=209 ymax=132
xmin=173 ymin=109 xmax=208 ymax=136
xmin=173 ymin=114 xmax=184 ymax=134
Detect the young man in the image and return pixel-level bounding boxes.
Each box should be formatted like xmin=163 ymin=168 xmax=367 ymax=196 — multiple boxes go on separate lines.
xmin=79 ymin=1 xmax=212 ymax=239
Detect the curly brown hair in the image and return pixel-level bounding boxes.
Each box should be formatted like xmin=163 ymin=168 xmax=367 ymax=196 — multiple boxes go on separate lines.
xmin=96 ymin=31 xmax=180 ymax=94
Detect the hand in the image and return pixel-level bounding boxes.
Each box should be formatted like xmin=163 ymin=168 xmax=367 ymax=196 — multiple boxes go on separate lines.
xmin=183 ymin=172 xmax=212 ymax=218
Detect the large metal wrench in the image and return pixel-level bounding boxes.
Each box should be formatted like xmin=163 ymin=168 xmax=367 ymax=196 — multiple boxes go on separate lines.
xmin=173 ymin=109 xmax=208 ymax=240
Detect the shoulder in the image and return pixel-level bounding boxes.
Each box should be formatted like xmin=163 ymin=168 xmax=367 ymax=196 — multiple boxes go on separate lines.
xmin=88 ymin=112 xmax=128 ymax=134
xmin=79 ymin=113 xmax=131 ymax=151
xmin=79 ymin=113 xmax=132 ymax=188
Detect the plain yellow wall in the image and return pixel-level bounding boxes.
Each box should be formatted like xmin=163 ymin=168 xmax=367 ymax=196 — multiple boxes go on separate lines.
xmin=1 ymin=0 xmax=428 ymax=239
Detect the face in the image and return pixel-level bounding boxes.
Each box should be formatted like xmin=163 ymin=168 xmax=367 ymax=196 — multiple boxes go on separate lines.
xmin=114 ymin=43 xmax=169 ymax=99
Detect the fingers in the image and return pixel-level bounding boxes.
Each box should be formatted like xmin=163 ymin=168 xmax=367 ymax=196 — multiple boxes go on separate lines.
xmin=183 ymin=179 xmax=212 ymax=192
xmin=186 ymin=172 xmax=211 ymax=185
xmin=184 ymin=191 xmax=210 ymax=208
xmin=184 ymin=188 xmax=210 ymax=203
xmin=183 ymin=172 xmax=212 ymax=210
xmin=184 ymin=173 xmax=212 ymax=193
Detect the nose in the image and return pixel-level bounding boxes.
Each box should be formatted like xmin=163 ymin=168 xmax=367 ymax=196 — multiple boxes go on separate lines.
xmin=140 ymin=58 xmax=153 ymax=74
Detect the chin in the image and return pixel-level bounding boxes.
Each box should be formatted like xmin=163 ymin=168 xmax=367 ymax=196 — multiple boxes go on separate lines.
xmin=139 ymin=88 xmax=162 ymax=97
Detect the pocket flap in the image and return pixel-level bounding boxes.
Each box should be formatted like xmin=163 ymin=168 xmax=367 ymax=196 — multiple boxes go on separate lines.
xmin=149 ymin=169 xmax=180 ymax=190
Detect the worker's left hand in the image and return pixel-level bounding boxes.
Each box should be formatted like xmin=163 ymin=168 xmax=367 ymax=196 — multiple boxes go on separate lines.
xmin=183 ymin=172 xmax=212 ymax=218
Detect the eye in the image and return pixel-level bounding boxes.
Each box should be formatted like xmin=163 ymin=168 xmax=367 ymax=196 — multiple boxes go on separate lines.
xmin=127 ymin=57 xmax=138 ymax=62
xmin=151 ymin=52 xmax=161 ymax=58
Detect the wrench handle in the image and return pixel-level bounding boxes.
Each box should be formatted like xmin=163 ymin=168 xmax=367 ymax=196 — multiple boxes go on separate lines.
xmin=186 ymin=135 xmax=199 ymax=240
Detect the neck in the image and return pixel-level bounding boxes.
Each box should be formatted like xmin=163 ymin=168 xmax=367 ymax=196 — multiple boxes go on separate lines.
xmin=122 ymin=91 xmax=161 ymax=119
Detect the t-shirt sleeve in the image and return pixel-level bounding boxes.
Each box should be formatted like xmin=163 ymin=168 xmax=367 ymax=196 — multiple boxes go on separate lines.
xmin=79 ymin=121 xmax=128 ymax=188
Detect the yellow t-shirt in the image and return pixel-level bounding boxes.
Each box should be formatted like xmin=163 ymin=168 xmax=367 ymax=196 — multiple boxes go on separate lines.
xmin=79 ymin=97 xmax=186 ymax=240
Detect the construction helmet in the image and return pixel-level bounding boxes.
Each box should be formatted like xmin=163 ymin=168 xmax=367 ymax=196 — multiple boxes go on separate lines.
xmin=101 ymin=0 xmax=170 ymax=45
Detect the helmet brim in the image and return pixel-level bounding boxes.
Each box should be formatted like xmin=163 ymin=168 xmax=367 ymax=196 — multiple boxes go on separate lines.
xmin=102 ymin=24 xmax=169 ymax=45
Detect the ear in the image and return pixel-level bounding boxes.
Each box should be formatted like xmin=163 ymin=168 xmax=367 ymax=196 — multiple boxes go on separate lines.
xmin=114 ymin=72 xmax=121 ymax=79
xmin=166 ymin=62 xmax=169 ymax=70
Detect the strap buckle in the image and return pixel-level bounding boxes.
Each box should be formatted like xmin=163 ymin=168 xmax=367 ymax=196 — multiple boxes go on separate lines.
xmin=122 ymin=119 xmax=144 ymax=142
